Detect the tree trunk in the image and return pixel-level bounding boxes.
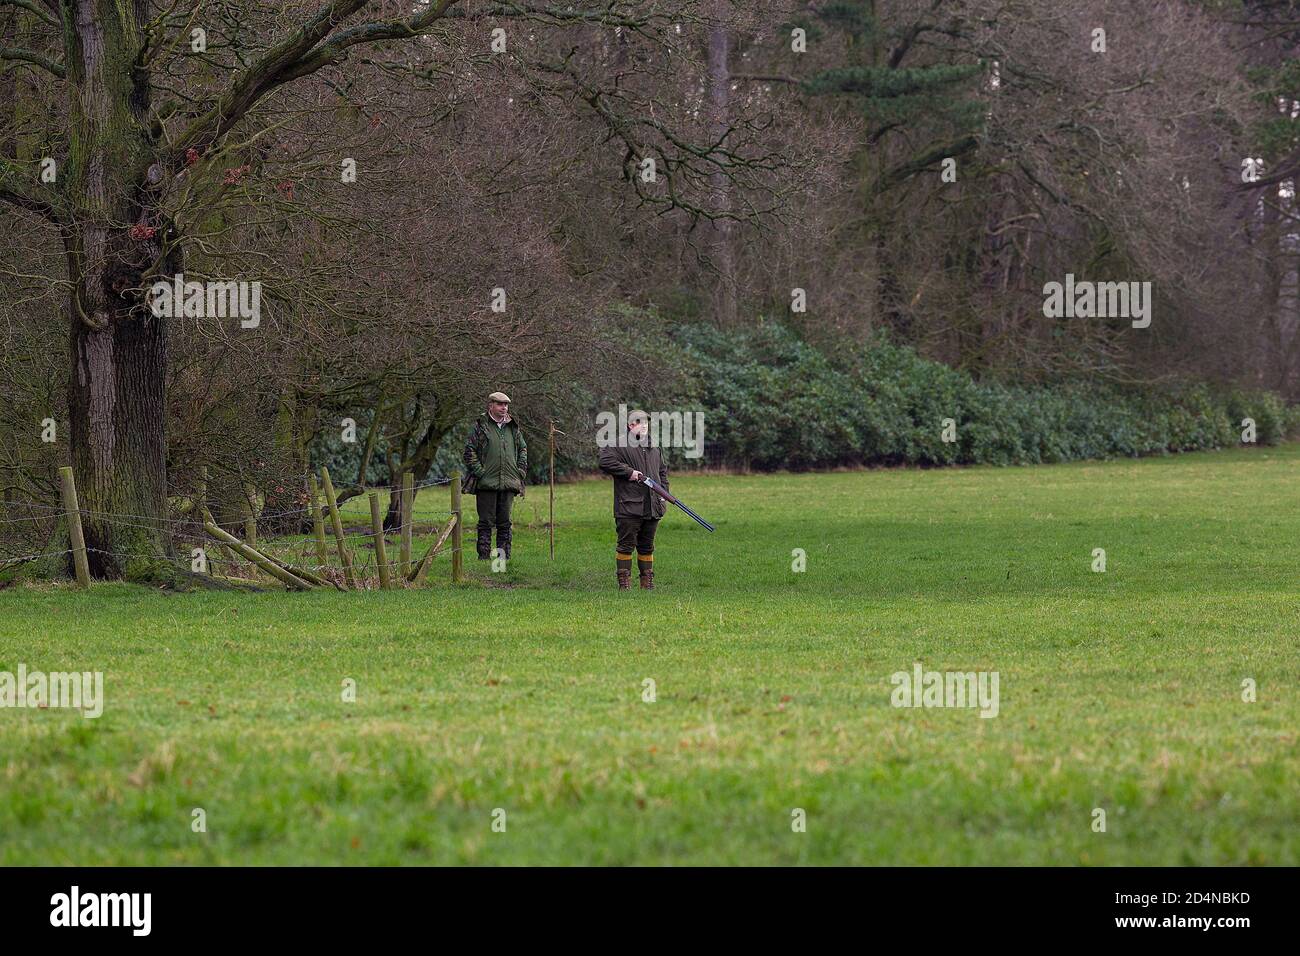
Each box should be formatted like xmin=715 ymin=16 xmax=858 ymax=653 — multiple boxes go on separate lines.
xmin=68 ymin=304 xmax=172 ymax=578
xmin=382 ymin=416 xmax=452 ymax=528
xmin=706 ymin=4 xmax=738 ymax=326
xmin=1273 ymin=183 xmax=1300 ymax=397
xmin=64 ymin=0 xmax=174 ymax=581
xmin=259 ymin=386 xmax=312 ymax=537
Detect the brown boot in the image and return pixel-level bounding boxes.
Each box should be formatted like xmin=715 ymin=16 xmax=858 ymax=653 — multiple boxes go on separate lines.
xmin=617 ymin=569 xmax=632 ymax=590
xmin=637 ymin=554 xmax=654 ymax=590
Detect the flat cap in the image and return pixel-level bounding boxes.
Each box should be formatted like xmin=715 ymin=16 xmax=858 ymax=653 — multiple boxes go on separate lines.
xmin=488 ymin=391 xmax=511 ymax=403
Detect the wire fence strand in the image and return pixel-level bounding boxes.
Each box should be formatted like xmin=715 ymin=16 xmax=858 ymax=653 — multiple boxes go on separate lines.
xmin=3 ymin=471 xmax=462 ymax=586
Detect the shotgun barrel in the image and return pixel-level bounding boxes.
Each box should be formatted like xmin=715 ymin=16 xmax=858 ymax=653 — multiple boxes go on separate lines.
xmin=639 ymin=476 xmax=715 ymax=532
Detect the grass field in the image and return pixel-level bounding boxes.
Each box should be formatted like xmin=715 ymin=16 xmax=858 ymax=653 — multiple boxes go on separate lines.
xmin=1 ymin=446 xmax=1297 ymax=865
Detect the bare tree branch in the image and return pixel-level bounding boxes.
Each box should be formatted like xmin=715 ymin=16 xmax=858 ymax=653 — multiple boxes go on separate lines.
xmin=0 ymin=0 xmax=58 ymax=28
xmin=0 ymin=45 xmax=65 ymax=77
xmin=0 ymin=158 xmax=60 ymax=223
xmin=169 ymin=0 xmax=460 ymax=165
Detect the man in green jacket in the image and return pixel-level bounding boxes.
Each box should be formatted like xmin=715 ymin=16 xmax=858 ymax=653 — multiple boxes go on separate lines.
xmin=463 ymin=391 xmax=527 ymax=561
xmin=597 ymin=409 xmax=667 ymax=590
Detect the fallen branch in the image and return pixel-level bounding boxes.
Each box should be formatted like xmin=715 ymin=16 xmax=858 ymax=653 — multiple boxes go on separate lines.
xmin=203 ymin=521 xmax=316 ymax=591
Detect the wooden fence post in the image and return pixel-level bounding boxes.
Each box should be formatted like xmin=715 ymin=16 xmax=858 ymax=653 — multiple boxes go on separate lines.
xmin=369 ymin=491 xmax=391 ymax=589
xmin=320 ymin=467 xmax=358 ymax=589
xmin=58 ymin=466 xmax=91 ymax=588
xmin=451 ymin=470 xmax=464 ymax=583
xmin=307 ymin=473 xmax=329 ymax=567
xmin=407 ymin=513 xmax=457 ymax=583
xmin=243 ymin=482 xmax=258 ymax=547
xmin=399 ymin=472 xmax=413 ymax=579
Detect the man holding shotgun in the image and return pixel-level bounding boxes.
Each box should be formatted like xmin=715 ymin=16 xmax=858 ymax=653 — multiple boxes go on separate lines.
xmin=598 ymin=410 xmax=667 ymax=591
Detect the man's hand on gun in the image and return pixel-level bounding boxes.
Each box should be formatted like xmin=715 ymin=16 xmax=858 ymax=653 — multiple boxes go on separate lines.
xmin=630 ymin=470 xmax=643 ymax=482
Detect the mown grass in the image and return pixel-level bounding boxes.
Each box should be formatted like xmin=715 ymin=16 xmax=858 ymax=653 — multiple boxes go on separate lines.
xmin=1 ymin=445 xmax=1297 ymax=865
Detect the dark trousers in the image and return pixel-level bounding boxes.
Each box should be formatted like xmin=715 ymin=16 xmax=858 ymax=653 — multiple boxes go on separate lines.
xmin=615 ymin=516 xmax=658 ymax=576
xmin=475 ymin=490 xmax=515 ymax=557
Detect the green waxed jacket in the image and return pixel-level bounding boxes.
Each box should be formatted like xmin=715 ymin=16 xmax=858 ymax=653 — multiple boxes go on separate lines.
xmin=463 ymin=414 xmax=527 ymax=494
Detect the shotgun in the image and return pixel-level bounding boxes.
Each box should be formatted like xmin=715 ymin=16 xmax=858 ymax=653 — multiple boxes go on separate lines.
xmin=639 ymin=475 xmax=715 ymax=532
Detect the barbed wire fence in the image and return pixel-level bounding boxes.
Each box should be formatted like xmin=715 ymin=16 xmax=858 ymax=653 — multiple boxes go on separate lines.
xmin=0 ymin=467 xmax=466 ymax=591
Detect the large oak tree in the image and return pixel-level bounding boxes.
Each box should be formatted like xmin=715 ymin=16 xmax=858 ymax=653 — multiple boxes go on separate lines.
xmin=0 ymin=0 xmax=777 ymax=581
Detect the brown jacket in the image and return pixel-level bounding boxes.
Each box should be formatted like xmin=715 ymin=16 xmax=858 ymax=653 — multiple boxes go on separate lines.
xmin=598 ymin=440 xmax=669 ymax=519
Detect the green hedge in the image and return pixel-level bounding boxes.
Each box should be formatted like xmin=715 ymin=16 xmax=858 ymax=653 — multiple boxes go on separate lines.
xmin=660 ymin=323 xmax=1298 ymax=470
